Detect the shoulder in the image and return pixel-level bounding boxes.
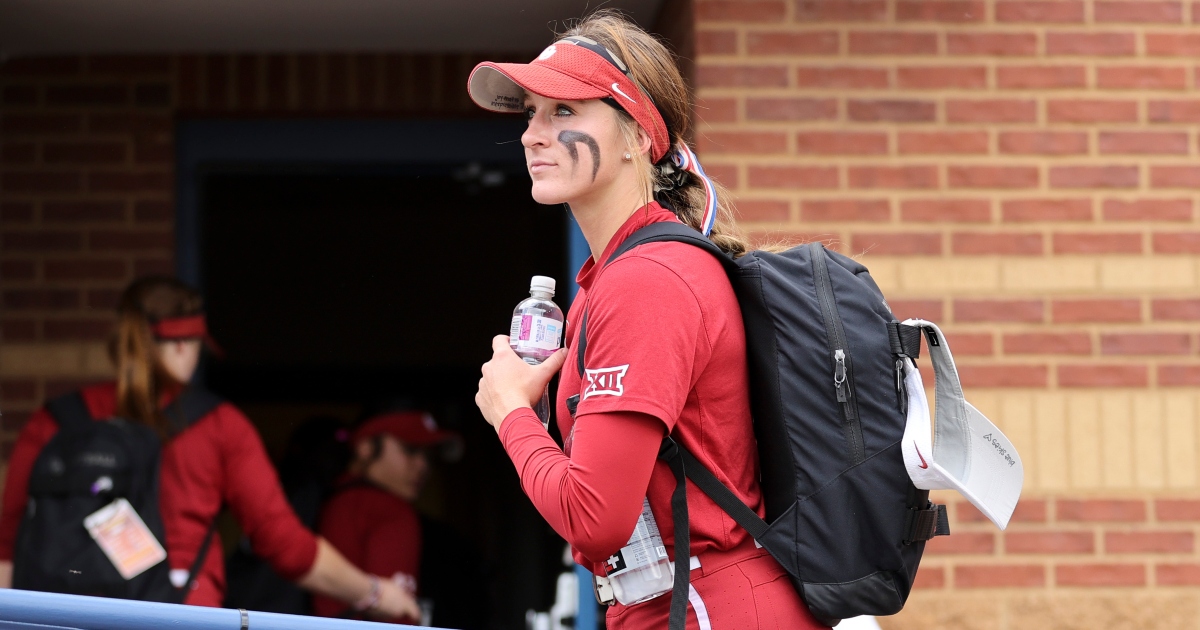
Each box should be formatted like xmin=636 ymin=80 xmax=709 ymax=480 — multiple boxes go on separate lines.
xmin=78 ymin=382 xmax=118 ymax=419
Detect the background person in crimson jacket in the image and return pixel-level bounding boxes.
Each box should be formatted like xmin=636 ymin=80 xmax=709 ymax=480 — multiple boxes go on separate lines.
xmin=0 ymin=276 xmax=419 ymax=621
xmin=312 ymin=407 xmax=465 ymax=624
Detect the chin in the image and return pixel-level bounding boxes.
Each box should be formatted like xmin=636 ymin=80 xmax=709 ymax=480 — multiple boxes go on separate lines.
xmin=529 ymin=179 xmax=579 ymax=206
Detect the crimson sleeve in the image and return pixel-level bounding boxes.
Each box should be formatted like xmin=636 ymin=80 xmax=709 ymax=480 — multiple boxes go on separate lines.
xmin=498 ymin=407 xmax=664 ymax=564
xmin=218 ymin=407 xmax=319 ymax=580
xmin=0 ymin=410 xmax=60 ymax=560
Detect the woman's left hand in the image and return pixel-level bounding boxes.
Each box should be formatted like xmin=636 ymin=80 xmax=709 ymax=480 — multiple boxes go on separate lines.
xmin=476 ymin=335 xmax=567 ymax=432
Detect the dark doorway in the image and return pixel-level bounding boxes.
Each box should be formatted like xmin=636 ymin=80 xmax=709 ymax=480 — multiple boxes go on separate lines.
xmin=184 ymin=119 xmax=576 ymax=629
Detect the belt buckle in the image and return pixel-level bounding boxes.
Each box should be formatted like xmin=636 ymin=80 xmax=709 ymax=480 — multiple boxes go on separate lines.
xmin=592 ymin=574 xmax=615 ymax=606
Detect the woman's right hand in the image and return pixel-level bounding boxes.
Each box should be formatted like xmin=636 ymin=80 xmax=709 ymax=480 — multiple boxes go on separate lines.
xmin=371 ymin=577 xmax=422 ymax=621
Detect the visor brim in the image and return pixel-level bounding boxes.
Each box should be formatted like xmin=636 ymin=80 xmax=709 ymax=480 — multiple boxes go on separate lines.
xmin=468 ymin=62 xmax=610 ymax=113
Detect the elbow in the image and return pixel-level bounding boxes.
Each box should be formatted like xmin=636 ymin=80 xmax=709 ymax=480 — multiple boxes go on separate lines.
xmin=570 ymin=517 xmax=639 ymax=563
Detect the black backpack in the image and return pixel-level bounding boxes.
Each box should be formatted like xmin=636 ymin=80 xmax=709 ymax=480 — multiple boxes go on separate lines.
xmin=13 ymin=387 xmax=224 ymax=603
xmin=577 ymin=223 xmax=950 ymax=627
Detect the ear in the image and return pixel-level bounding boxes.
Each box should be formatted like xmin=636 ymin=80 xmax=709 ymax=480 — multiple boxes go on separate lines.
xmin=354 ymin=439 xmax=373 ymax=461
xmin=633 ymin=124 xmax=653 ymax=159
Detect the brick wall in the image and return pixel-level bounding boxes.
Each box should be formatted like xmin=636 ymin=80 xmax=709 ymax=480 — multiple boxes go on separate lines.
xmin=694 ymin=0 xmax=1200 ymax=626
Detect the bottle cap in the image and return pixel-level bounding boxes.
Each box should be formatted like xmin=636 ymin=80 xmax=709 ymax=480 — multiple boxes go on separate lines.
xmin=530 ymin=275 xmax=556 ymax=295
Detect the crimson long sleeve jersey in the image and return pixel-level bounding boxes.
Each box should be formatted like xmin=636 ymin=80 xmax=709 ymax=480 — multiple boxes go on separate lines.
xmin=0 ymin=383 xmax=318 ymax=606
xmin=499 ymin=202 xmax=766 ymax=575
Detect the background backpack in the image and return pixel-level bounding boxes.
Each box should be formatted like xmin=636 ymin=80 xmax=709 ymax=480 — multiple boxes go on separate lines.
xmin=578 ymin=222 xmax=950 ymax=628
xmin=13 ymin=387 xmax=223 ymax=603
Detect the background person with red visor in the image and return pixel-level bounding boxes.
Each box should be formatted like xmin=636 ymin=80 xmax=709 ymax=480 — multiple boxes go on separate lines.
xmin=0 ymin=276 xmax=419 ymax=621
xmin=312 ymin=407 xmax=461 ymax=623
xmin=471 ymin=11 xmax=825 ymax=630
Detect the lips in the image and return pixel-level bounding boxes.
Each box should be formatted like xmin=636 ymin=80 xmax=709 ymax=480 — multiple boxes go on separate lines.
xmin=528 ymin=159 xmax=556 ymax=174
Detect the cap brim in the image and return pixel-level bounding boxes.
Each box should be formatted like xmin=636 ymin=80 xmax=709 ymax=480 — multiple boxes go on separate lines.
xmin=468 ymin=62 xmax=609 ymax=113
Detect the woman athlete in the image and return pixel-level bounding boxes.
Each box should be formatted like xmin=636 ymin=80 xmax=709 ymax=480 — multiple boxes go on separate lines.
xmin=0 ymin=277 xmax=419 ymax=621
xmin=471 ymin=11 xmax=826 ymax=630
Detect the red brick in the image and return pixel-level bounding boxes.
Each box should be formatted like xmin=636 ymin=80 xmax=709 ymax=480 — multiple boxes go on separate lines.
xmin=736 ymin=200 xmax=791 ymax=222
xmin=848 ymin=99 xmax=936 ymax=122
xmin=87 ymin=113 xmax=170 ymax=134
xmin=697 ymin=30 xmax=738 ymax=54
xmin=1153 ymin=299 xmax=1200 ymax=321
xmin=1148 ymin=99 xmax=1200 ymax=122
xmin=959 ymin=365 xmax=1049 ymax=387
xmin=850 ymin=232 xmax=942 ymax=255
xmin=896 ymin=0 xmax=986 ymax=21
xmin=2 ymin=84 xmax=38 ymax=105
xmin=1102 ymin=333 xmax=1192 ymax=355
xmin=1013 ymin=500 xmax=1054 ymax=522
xmin=1 ymin=319 xmax=37 ymax=341
xmin=133 ymin=140 xmax=172 ymax=164
xmin=1107 ymin=531 xmax=1194 ymax=553
xmin=996 ymin=65 xmax=1087 ymax=89
xmin=1145 ymin=33 xmax=1200 ymax=56
xmin=925 ymin=533 xmax=994 ymax=555
xmin=1 ymin=202 xmax=35 ymax=223
xmin=1053 ymin=299 xmax=1141 ymax=323
xmin=1004 ymin=333 xmax=1092 ymax=355
xmin=1160 ymin=365 xmax=1200 ymax=386
xmin=207 ymin=55 xmax=231 ymax=109
xmin=1157 ymin=499 xmax=1200 ymax=521
xmin=131 ymin=200 xmax=169 ymax=223
xmin=913 ymin=566 xmax=945 ymax=589
xmin=999 ymin=131 xmax=1088 ymax=155
xmin=0 ymin=379 xmax=37 ymax=403
xmin=0 ymin=57 xmax=82 ymax=76
xmin=746 ymin=31 xmax=839 ymax=54
xmin=1151 ymin=166 xmax=1200 ymax=188
xmin=1 ymin=260 xmax=36 ymax=281
xmin=45 ymin=83 xmax=128 ymax=106
xmin=1059 ymin=499 xmax=1147 ymax=522
xmin=848 ymin=31 xmax=938 ymax=55
xmin=956 ymin=300 xmax=1044 ymax=323
xmin=177 ymin=55 xmax=202 ymax=109
xmin=696 ymin=98 xmax=737 ymax=125
xmin=956 ymin=565 xmax=1045 ymax=588
xmin=1048 ymin=100 xmax=1139 ymax=123
xmin=1050 ymin=166 xmax=1139 ymax=189
xmin=705 ymin=164 xmax=738 ymax=188
xmin=888 ymin=299 xmax=944 ymax=321
xmin=1 ymin=113 xmax=83 ymax=135
xmin=946 ymin=99 xmax=1036 ymax=123
xmin=1158 ymin=564 xmax=1200 ymax=585
xmin=43 ymin=141 xmax=127 ymax=164
xmin=87 ymin=170 xmax=172 ymax=193
xmin=1154 ymin=232 xmax=1200 ymax=253
xmin=902 ymin=199 xmax=991 ymax=222
xmin=44 ymin=318 xmax=113 ymax=341
xmin=133 ymin=83 xmax=171 ymax=107
xmin=87 ymin=55 xmax=171 ymax=75
xmin=2 ymin=411 xmax=33 ymax=432
xmin=745 ymin=98 xmax=837 ymax=121
xmin=133 ymin=257 xmax=174 ymax=276
xmin=1006 ymin=532 xmax=1094 ymax=553
xmin=1003 ymin=199 xmax=1093 ymax=222
xmin=849 ymin=165 xmax=939 ymax=189
xmin=948 ymin=32 xmax=1039 ymax=56
xmin=1 ymin=231 xmax=83 ymax=252
xmin=950 ymin=166 xmax=1039 ymax=189
xmin=996 ymin=1 xmax=1085 ymax=23
xmin=89 ymin=230 xmax=173 ymax=251
xmin=1046 ymin=32 xmax=1137 ymax=56
xmin=945 ymin=333 xmax=994 ymax=356
xmin=87 ymin=289 xmax=121 ymax=310
xmin=1 ymin=142 xmax=36 ymax=164
xmin=697 ymin=65 xmax=789 ymax=88
xmin=795 ymin=66 xmax=889 ymax=89
xmin=1 ymin=171 xmax=84 ymax=193
xmin=1053 ymin=232 xmax=1142 ymax=254
xmin=897 ymin=66 xmax=987 ymax=89
xmin=2 ymin=289 xmax=80 ymax=310
xmin=1095 ymin=1 xmax=1183 ymax=23
xmin=43 ymin=201 xmax=126 ymax=223
xmin=1056 ymin=564 xmax=1145 ymax=587
xmin=696 ymin=0 xmax=786 ymax=21
xmin=1097 ymin=66 xmax=1188 ymax=90
xmin=794 ymin=0 xmax=888 ymax=22
xmin=43 ymin=259 xmax=128 ymax=281
xmin=898 ymin=131 xmax=989 ymax=155
xmin=748 ymin=166 xmax=839 ymax=188
xmin=1104 ymin=198 xmax=1192 ymax=221
xmin=802 ymin=199 xmax=890 ymax=222
xmin=1058 ymin=365 xmax=1148 ymax=387
xmin=796 ymin=132 xmax=888 ymax=155
xmin=954 ymin=232 xmax=1044 ymax=255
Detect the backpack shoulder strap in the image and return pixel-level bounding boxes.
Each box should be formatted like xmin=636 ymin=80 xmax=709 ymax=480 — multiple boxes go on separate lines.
xmin=43 ymin=391 xmax=94 ymax=432
xmin=164 ymin=387 xmax=226 ymax=434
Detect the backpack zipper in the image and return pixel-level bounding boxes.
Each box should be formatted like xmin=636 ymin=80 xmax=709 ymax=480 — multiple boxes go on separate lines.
xmin=809 ymin=243 xmax=866 ymax=466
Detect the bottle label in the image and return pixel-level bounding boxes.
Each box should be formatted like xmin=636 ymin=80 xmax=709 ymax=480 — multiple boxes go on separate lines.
xmin=509 ymin=315 xmax=562 ymax=351
xmin=604 ymin=498 xmax=669 ymax=578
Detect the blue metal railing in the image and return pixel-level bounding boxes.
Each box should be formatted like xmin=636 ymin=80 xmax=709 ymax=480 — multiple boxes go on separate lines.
xmin=0 ymin=589 xmax=435 ymax=630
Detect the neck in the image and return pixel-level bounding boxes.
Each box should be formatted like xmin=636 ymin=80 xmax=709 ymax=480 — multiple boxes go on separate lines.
xmin=568 ymin=171 xmax=652 ymax=263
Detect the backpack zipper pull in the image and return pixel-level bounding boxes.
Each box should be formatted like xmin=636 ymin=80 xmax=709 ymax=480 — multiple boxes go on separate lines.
xmin=834 ymin=349 xmax=848 ymax=403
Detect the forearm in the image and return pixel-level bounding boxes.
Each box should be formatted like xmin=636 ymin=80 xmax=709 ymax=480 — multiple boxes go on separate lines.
xmin=296 ymin=538 xmax=373 ymax=605
xmin=0 ymin=560 xmax=11 ymax=588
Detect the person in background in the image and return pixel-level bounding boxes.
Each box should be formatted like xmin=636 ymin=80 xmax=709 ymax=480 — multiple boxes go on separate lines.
xmin=0 ymin=276 xmax=419 ymax=621
xmin=312 ymin=406 xmax=460 ymax=623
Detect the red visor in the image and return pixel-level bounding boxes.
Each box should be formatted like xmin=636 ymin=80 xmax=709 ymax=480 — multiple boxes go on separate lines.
xmin=352 ymin=412 xmax=460 ymax=450
xmin=468 ymin=38 xmax=671 ymax=162
xmin=151 ymin=314 xmax=223 ymax=356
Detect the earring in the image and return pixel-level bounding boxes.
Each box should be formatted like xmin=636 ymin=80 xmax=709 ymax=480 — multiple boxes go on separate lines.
xmin=623 ymin=152 xmax=632 ymax=162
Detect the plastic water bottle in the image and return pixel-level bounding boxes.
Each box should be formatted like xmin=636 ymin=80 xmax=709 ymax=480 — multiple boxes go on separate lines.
xmin=510 ymin=276 xmax=564 ymax=428
xmin=604 ymin=498 xmax=674 ymax=605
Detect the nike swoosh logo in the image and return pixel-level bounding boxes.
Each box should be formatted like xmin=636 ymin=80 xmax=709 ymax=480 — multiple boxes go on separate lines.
xmin=611 ymin=83 xmax=636 ymax=104
xmin=914 ymin=444 xmax=929 ymax=469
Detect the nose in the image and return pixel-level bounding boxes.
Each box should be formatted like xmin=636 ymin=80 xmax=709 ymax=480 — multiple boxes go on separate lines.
xmin=522 ymin=111 xmax=550 ymax=151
